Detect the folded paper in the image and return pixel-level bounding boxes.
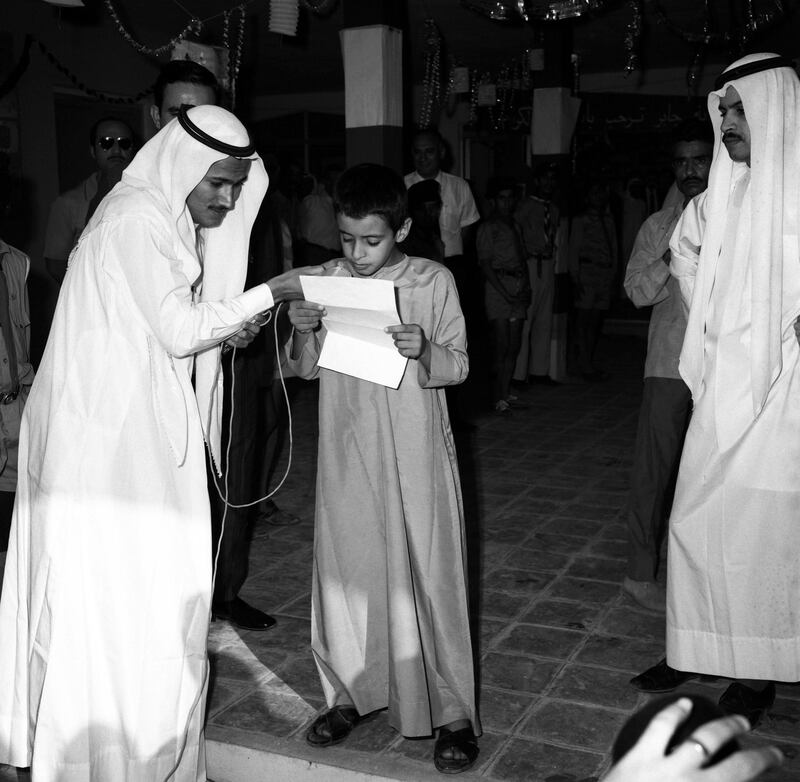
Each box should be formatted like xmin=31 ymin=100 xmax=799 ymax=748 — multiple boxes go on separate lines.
xmin=300 ymin=275 xmax=408 ymax=388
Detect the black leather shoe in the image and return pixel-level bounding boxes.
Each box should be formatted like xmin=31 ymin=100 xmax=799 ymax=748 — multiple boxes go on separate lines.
xmin=719 ymin=682 xmax=775 ymax=728
xmin=212 ymin=597 xmax=277 ymax=631
xmin=630 ymin=658 xmax=697 ymax=692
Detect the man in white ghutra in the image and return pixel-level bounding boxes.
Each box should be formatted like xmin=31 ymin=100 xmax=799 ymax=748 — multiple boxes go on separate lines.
xmin=640 ymin=53 xmax=800 ymax=728
xmin=0 ymin=105 xmax=319 ymax=780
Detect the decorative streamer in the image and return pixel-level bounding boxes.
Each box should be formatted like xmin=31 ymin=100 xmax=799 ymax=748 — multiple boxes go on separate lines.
xmin=104 ymin=0 xmax=202 ymax=56
xmin=300 ymin=0 xmax=338 ymax=12
xmin=1 ymin=33 xmax=152 ymax=103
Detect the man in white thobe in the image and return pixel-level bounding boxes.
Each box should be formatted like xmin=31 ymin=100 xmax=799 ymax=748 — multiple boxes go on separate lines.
xmin=632 ymin=53 xmax=800 ymax=728
xmin=0 ymin=105 xmax=319 ymax=781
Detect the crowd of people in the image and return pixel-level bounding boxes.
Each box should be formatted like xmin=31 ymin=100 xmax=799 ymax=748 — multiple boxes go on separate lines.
xmin=0 ymin=50 xmax=796 ymax=782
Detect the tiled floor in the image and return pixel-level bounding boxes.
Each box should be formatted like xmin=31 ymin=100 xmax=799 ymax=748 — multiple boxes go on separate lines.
xmin=2 ymin=333 xmax=798 ymax=781
xmin=202 ymin=333 xmax=800 ymax=781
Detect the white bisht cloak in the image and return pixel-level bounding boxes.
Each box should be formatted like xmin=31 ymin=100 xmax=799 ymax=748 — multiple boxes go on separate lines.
xmin=0 ymin=106 xmax=270 ymax=780
xmin=667 ymin=54 xmax=800 ymax=681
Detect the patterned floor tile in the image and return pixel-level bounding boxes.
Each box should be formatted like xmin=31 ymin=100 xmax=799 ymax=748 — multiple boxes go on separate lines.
xmin=489 ymin=737 xmax=602 ymax=782
xmin=480 ymin=652 xmax=562 ymax=694
xmin=518 ymin=700 xmax=629 ymax=752
xmin=497 ymin=623 xmax=587 ymax=661
xmin=548 ymin=664 xmax=642 ymax=711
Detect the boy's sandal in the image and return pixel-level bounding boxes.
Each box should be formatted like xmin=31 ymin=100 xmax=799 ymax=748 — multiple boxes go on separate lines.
xmin=305 ymin=705 xmax=361 ymax=747
xmin=433 ymin=726 xmax=479 ymax=774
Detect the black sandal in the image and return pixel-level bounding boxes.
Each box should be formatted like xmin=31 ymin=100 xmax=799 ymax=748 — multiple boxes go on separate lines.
xmin=434 ymin=726 xmax=479 ymax=774
xmin=305 ymin=705 xmax=361 ymax=747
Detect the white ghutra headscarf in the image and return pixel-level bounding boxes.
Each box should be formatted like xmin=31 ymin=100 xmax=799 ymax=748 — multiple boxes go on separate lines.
xmin=677 ymin=53 xmax=800 ymax=419
xmin=108 ymin=105 xmax=268 ymax=466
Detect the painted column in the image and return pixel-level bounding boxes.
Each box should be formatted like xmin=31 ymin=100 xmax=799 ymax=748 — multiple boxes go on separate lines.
xmin=340 ymin=1 xmax=404 ymax=170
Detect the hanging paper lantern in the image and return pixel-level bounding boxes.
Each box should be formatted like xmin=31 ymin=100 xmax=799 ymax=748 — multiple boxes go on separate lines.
xmin=269 ymin=0 xmax=300 ymax=36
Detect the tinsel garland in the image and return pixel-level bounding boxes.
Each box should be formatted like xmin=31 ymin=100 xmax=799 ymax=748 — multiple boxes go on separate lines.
xmin=418 ymin=18 xmax=442 ymax=128
xmin=222 ymin=6 xmax=247 ymax=108
xmin=468 ymin=70 xmax=484 ymax=127
xmin=0 ymin=34 xmax=32 ymax=102
xmin=623 ymin=0 xmax=642 ymax=76
xmin=0 ymin=33 xmax=152 ymax=104
xmin=461 ymin=1 xmax=514 ymax=22
xmin=104 ymin=0 xmax=203 ymax=56
xmin=651 ymin=0 xmax=788 ymax=46
xmin=463 ymin=0 xmax=608 ymax=22
xmin=685 ymin=0 xmax=713 ymax=95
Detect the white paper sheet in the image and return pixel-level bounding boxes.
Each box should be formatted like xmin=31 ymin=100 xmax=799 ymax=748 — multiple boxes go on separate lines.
xmin=300 ymin=275 xmax=408 ymax=388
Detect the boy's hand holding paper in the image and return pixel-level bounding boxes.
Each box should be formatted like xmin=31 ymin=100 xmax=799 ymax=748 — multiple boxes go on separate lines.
xmin=299 ymin=275 xmax=409 ymax=388
xmin=385 ymin=324 xmax=430 ymax=364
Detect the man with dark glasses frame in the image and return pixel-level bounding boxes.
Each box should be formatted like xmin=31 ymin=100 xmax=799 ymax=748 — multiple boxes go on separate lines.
xmin=44 ymin=116 xmax=135 ymax=284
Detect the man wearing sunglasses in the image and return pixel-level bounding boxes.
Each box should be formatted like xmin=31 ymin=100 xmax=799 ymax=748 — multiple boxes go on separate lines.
xmin=44 ymin=116 xmax=135 ymax=284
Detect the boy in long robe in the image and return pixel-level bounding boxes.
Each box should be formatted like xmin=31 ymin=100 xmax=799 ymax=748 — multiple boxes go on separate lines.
xmin=287 ymin=163 xmax=480 ymax=774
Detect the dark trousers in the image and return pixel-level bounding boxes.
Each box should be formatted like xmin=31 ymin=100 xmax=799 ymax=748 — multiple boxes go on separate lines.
xmin=444 ymin=255 xmax=482 ymax=336
xmin=443 ymin=254 xmax=483 ymax=421
xmin=626 ymin=377 xmax=692 ymax=581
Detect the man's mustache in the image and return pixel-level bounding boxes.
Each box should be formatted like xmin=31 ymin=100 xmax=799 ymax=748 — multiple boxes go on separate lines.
xmin=723 ymin=132 xmax=742 ymax=143
xmin=681 ymin=177 xmax=703 ymax=186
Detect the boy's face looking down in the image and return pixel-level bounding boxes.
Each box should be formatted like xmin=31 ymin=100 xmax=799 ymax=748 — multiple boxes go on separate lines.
xmin=337 ymin=212 xmax=411 ymax=278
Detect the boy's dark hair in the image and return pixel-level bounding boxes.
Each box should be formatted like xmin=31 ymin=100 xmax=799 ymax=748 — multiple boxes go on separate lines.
xmin=333 ymin=163 xmax=408 ymax=232
xmin=153 ymin=59 xmax=219 ymax=111
xmin=88 ymin=116 xmax=133 ymax=146
xmin=486 ymin=175 xmax=517 ymax=200
xmin=670 ymin=118 xmax=714 ymax=152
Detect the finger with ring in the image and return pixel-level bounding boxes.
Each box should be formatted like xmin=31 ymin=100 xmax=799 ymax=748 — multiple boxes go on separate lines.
xmin=685 ymin=736 xmax=712 ymax=760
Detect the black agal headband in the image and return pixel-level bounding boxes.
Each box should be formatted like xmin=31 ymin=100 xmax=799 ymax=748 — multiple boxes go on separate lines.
xmin=177 ymin=105 xmax=255 ymax=158
xmin=714 ymin=56 xmax=796 ymax=91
